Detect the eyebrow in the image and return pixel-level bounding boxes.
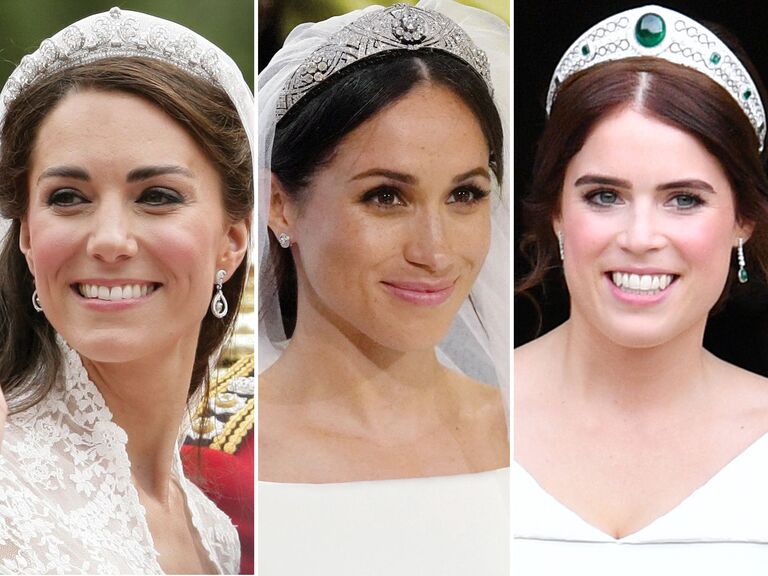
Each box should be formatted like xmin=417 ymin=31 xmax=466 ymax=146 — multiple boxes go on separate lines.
xmin=127 ymin=165 xmax=195 ymax=182
xmin=349 ymin=166 xmax=490 ymax=185
xmin=573 ymin=174 xmax=631 ymax=188
xmin=574 ymin=174 xmax=716 ymax=193
xmin=37 ymin=166 xmax=90 ymax=183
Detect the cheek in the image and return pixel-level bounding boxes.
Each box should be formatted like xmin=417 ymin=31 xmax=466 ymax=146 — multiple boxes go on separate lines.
xmin=26 ymin=215 xmax=81 ymax=277
xmin=561 ymin=209 xmax=613 ymax=261
xmin=297 ymin=209 xmax=397 ymax=282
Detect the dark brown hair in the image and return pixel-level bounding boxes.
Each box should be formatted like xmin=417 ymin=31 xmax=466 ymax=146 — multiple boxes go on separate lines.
xmin=518 ymin=57 xmax=768 ymax=313
xmin=0 ymin=57 xmax=252 ymax=412
xmin=266 ymin=50 xmax=504 ymax=338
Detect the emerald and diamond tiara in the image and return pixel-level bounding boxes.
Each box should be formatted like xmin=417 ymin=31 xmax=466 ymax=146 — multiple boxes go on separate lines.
xmin=547 ymin=5 xmax=766 ymax=150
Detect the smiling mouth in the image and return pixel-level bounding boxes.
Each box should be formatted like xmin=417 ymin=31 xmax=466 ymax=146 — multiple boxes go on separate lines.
xmin=75 ymin=283 xmax=159 ymax=301
xmin=609 ymin=272 xmax=677 ymax=296
xmin=381 ymin=281 xmax=456 ymax=306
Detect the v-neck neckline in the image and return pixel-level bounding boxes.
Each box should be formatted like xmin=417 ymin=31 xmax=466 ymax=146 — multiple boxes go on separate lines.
xmin=514 ymin=430 xmax=768 ymax=543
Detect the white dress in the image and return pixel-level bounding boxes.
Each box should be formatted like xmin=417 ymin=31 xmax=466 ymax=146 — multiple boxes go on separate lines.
xmin=513 ymin=435 xmax=768 ymax=575
xmin=259 ymin=467 xmax=509 ymax=576
xmin=0 ymin=340 xmax=240 ymax=574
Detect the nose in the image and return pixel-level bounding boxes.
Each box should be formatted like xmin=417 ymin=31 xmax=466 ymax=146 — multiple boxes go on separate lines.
xmin=403 ymin=207 xmax=452 ymax=273
xmin=616 ymin=201 xmax=667 ymax=254
xmin=86 ymin=201 xmax=138 ymax=263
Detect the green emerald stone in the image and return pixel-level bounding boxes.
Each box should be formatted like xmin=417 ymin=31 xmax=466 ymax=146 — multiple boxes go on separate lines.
xmin=743 ymin=88 xmax=752 ymax=101
xmin=709 ymin=52 xmax=721 ymax=65
xmin=635 ymin=13 xmax=666 ymax=48
xmin=739 ymin=268 xmax=749 ymax=283
xmin=581 ymin=44 xmax=590 ymax=56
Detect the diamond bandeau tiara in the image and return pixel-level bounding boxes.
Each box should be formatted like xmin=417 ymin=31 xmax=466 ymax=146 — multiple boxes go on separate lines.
xmin=546 ymin=5 xmax=766 ymax=151
xmin=275 ymin=3 xmax=492 ymax=121
xmin=0 ymin=7 xmax=227 ymax=109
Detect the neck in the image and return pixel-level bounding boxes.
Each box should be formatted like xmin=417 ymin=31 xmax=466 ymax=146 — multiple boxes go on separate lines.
xmin=556 ymin=309 xmax=713 ymax=414
xmin=267 ymin=301 xmax=450 ymax=435
xmin=82 ymin=340 xmax=196 ymax=503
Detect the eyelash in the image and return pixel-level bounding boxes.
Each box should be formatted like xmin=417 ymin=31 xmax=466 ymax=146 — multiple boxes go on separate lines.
xmin=46 ymin=187 xmax=185 ymax=207
xmin=360 ymin=184 xmax=490 ymax=209
xmin=583 ymin=189 xmax=707 ymax=210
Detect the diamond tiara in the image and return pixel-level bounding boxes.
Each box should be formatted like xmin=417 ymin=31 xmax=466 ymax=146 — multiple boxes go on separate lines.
xmin=0 ymin=7 xmax=230 ymax=109
xmin=546 ymin=5 xmax=766 ymax=150
xmin=275 ymin=3 xmax=492 ymax=121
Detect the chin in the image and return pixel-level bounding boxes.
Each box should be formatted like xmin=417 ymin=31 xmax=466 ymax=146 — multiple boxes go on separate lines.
xmin=59 ymin=326 xmax=175 ymax=364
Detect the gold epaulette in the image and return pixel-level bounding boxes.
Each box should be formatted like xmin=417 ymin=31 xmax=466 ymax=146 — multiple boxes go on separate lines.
xmin=189 ymin=354 xmax=254 ymax=454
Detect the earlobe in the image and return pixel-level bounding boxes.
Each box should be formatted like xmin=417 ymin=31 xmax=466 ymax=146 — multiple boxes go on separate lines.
xmin=19 ymin=219 xmax=35 ymax=276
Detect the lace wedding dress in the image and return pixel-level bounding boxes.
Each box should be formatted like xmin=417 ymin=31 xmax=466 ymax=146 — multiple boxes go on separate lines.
xmin=0 ymin=339 xmax=240 ymax=574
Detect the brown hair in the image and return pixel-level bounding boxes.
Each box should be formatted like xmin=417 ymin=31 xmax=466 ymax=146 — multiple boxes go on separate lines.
xmin=517 ymin=57 xmax=768 ymax=316
xmin=0 ymin=57 xmax=252 ymax=412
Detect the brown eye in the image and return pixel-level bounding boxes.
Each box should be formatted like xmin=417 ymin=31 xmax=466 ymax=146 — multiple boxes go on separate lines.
xmin=447 ymin=185 xmax=489 ymax=204
xmin=47 ymin=189 xmax=86 ymax=207
xmin=362 ymin=186 xmax=405 ymax=208
xmin=139 ymin=187 xmax=183 ymax=206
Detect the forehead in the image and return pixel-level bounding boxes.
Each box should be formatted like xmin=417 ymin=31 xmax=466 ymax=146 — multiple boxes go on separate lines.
xmin=29 ymin=89 xmax=210 ymax=172
xmin=324 ymin=83 xmax=489 ymax=177
xmin=566 ymin=106 xmax=730 ymax=190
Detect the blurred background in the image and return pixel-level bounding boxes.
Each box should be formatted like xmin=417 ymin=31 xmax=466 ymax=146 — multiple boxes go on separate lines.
xmin=0 ymin=0 xmax=255 ymax=363
xmin=259 ymin=0 xmax=509 ymax=72
xmin=0 ymin=0 xmax=254 ymax=89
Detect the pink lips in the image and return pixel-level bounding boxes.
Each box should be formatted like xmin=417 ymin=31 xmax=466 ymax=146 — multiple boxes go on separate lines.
xmin=381 ymin=281 xmax=455 ymax=306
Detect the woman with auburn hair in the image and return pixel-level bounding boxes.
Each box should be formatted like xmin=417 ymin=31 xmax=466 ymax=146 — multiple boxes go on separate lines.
xmin=0 ymin=8 xmax=252 ymax=574
xmin=515 ymin=5 xmax=768 ymax=573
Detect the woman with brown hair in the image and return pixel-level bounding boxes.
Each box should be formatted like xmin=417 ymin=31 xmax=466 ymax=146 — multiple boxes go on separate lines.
xmin=515 ymin=5 xmax=768 ymax=573
xmin=0 ymin=8 xmax=252 ymax=574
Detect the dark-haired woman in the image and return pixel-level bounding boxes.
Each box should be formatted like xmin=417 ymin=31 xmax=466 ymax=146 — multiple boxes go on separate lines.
xmin=515 ymin=5 xmax=768 ymax=572
xmin=0 ymin=9 xmax=252 ymax=574
xmin=258 ymin=1 xmax=509 ymax=574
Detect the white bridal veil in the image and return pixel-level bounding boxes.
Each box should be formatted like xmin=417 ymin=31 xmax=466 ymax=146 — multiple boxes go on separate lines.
xmin=257 ymin=0 xmax=510 ymax=420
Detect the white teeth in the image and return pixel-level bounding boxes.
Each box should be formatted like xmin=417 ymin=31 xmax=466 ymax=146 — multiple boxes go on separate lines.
xmin=610 ymin=273 xmax=675 ymax=294
xmin=77 ymin=283 xmax=156 ymax=301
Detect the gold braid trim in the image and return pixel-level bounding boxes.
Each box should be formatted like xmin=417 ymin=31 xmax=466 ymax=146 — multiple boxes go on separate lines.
xmin=189 ymin=354 xmax=254 ymax=452
xmin=210 ymin=398 xmax=254 ymax=454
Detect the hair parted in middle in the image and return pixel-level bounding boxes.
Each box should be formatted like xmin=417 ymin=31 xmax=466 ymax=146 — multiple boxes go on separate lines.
xmin=518 ymin=56 xmax=768 ymax=307
xmin=266 ymin=49 xmax=504 ymax=339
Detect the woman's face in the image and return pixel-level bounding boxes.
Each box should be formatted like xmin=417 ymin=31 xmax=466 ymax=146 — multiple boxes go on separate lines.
xmin=278 ymin=83 xmax=491 ymax=351
xmin=557 ymin=106 xmax=750 ymax=348
xmin=21 ymin=89 xmax=246 ymax=364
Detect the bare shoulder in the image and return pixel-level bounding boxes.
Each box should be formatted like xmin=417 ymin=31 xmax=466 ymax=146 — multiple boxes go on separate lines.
xmin=514 ymin=324 xmax=565 ymax=395
xmin=443 ymin=369 xmax=508 ymax=434
xmin=707 ymin=352 xmax=768 ymax=424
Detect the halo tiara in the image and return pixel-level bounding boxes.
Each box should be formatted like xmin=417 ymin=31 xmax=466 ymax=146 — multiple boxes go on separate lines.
xmin=546 ymin=5 xmax=766 ymax=150
xmin=1 ymin=7 xmax=232 ymax=109
xmin=275 ymin=3 xmax=492 ymax=121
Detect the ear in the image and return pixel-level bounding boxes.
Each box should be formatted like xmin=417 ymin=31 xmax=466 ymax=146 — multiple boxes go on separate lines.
xmin=18 ymin=218 xmax=35 ymax=277
xmin=552 ymin=216 xmax=563 ymax=239
xmin=218 ymin=217 xmax=249 ymax=276
xmin=734 ymin=217 xmax=755 ymax=245
xmin=269 ymin=173 xmax=297 ymax=241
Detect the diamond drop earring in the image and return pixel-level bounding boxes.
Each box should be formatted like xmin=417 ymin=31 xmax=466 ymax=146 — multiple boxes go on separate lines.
xmin=210 ymin=269 xmax=228 ymax=318
xmin=557 ymin=231 xmax=565 ymax=262
xmin=737 ymin=237 xmax=748 ymax=283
